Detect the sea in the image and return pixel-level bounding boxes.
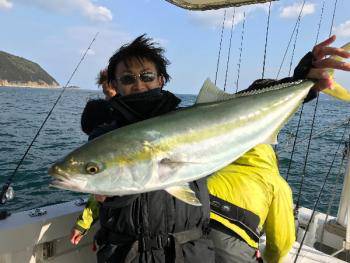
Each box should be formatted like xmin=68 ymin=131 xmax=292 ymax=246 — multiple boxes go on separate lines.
xmin=0 ymin=86 xmax=349 ymax=216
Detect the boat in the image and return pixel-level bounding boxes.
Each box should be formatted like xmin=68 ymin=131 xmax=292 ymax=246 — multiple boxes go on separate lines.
xmin=0 ymin=0 xmax=349 ymax=262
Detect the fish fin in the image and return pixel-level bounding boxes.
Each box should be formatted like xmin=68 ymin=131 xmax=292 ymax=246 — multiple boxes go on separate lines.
xmin=323 ymin=42 xmax=350 ymax=102
xmin=195 ymin=78 xmax=236 ymax=104
xmin=263 ymin=131 xmax=278 ymax=145
xmin=165 ymin=184 xmax=202 ymax=206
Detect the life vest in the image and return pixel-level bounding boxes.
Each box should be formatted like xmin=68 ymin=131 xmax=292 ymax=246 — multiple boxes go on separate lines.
xmin=207 ymin=144 xmax=295 ymax=253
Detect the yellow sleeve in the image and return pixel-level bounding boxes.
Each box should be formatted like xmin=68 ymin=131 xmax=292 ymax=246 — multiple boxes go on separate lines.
xmin=264 ymin=179 xmax=295 ymax=263
xmin=74 ymin=195 xmax=100 ymax=233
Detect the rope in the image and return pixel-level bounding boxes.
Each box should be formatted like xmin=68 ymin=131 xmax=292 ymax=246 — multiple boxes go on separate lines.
xmin=276 ymin=0 xmax=306 ymax=79
xmin=329 ymin=0 xmax=338 ymax=37
xmin=224 ymin=9 xmax=236 ymax=91
xmin=281 ymin=118 xmax=350 ymax=154
xmin=295 ymin=0 xmax=340 ymax=215
xmin=285 ymin=105 xmax=305 ymax=182
xmin=215 ymin=10 xmax=227 ymax=86
xmin=294 ymin=94 xmax=320 ymax=211
xmin=261 ymin=1 xmax=272 ymax=79
xmin=288 ymin=18 xmax=301 ymax=76
xmin=294 ymin=125 xmax=349 ymax=263
xmin=294 ymin=0 xmax=341 ymax=260
xmin=0 ymin=32 xmax=99 ymax=205
xmin=314 ymin=0 xmax=325 ymax=46
xmin=235 ymin=11 xmax=246 ymax=93
xmin=319 ymin=136 xmax=349 ymax=250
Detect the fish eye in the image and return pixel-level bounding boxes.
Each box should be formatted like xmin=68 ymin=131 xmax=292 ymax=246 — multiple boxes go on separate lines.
xmin=85 ymin=162 xmax=100 ymax=175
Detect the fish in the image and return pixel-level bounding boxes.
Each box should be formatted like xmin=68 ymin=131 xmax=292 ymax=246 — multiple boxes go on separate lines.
xmin=49 ymin=78 xmax=348 ymax=206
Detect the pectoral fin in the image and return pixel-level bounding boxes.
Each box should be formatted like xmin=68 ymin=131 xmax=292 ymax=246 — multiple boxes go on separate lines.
xmin=165 ymin=184 xmax=202 ymax=206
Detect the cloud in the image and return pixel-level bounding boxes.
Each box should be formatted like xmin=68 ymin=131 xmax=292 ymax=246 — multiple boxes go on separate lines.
xmin=0 ymin=0 xmax=13 ymax=10
xmin=333 ymin=20 xmax=350 ymax=38
xmin=10 ymin=0 xmax=112 ymax=22
xmin=280 ymin=2 xmax=315 ymax=19
xmin=189 ymin=3 xmax=269 ymax=29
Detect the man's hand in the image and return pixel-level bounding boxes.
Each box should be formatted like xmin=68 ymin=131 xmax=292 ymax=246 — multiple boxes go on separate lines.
xmin=307 ymin=35 xmax=350 ymax=92
xmin=70 ymin=228 xmax=84 ymax=245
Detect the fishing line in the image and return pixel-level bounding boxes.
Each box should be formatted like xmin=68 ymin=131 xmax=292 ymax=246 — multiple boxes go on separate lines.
xmin=0 ymin=32 xmax=99 ymax=205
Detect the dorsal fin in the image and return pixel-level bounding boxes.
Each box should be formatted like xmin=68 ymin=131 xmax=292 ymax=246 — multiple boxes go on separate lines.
xmin=195 ymin=78 xmax=237 ymax=104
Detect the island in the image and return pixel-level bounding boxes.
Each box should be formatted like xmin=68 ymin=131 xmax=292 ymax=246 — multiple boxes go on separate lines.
xmin=0 ymin=51 xmax=59 ymax=88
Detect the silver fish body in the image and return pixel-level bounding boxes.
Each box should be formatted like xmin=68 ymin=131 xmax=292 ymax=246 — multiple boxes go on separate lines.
xmin=49 ymin=79 xmax=314 ymax=205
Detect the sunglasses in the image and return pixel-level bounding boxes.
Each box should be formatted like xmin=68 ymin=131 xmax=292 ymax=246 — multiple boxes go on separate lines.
xmin=117 ymin=72 xmax=157 ymax=85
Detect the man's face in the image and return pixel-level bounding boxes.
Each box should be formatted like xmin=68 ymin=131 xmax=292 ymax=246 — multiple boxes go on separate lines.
xmin=114 ymin=58 xmax=164 ymax=96
xmin=102 ymin=82 xmax=117 ymax=100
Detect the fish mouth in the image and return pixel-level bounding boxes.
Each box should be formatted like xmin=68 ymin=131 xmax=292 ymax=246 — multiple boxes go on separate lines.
xmin=48 ymin=165 xmax=86 ymax=191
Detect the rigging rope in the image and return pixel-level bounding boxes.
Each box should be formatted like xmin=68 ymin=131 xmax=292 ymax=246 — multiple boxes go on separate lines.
xmin=294 ymin=0 xmax=340 ymax=217
xmin=319 ymin=134 xmax=349 ymax=251
xmin=235 ymin=11 xmax=246 ymax=92
xmin=288 ymin=18 xmax=301 ymax=76
xmin=294 ymin=0 xmax=341 ymax=260
xmin=275 ymin=0 xmax=306 ymax=79
xmin=281 ymin=118 xmax=350 ymax=154
xmin=0 ymin=32 xmax=99 ymax=205
xmin=215 ymin=10 xmax=227 ymax=86
xmin=224 ymin=9 xmax=236 ymax=91
xmin=314 ymin=0 xmax=326 ymax=46
xmin=285 ymin=105 xmax=304 ymax=182
xmin=261 ymin=1 xmax=272 ymax=79
xmin=294 ymin=125 xmax=349 ymax=263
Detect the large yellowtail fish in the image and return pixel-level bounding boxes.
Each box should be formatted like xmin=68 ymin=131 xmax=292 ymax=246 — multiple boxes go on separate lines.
xmin=49 ymin=78 xmax=348 ymax=205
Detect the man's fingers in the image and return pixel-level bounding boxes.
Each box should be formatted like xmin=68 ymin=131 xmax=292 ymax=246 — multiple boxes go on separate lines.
xmin=75 ymin=235 xmax=83 ymax=245
xmin=313 ymin=58 xmax=350 ymax=71
xmin=314 ymin=47 xmax=350 ymax=60
xmin=314 ymin=35 xmax=336 ymax=50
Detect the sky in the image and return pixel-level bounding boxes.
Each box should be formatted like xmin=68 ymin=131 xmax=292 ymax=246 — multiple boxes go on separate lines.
xmin=0 ymin=0 xmax=349 ymax=95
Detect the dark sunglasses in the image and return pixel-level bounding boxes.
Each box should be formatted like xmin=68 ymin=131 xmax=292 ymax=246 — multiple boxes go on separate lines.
xmin=117 ymin=72 xmax=157 ymax=85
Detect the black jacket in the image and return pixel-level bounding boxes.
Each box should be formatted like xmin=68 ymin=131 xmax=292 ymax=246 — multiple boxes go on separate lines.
xmin=89 ymin=90 xmax=214 ymax=263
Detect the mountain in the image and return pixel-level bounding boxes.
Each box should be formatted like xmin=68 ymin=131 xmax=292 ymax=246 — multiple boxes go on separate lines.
xmin=0 ymin=51 xmax=59 ymax=88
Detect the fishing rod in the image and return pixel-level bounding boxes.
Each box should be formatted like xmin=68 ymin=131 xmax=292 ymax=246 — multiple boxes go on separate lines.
xmin=0 ymin=32 xmax=99 ymax=209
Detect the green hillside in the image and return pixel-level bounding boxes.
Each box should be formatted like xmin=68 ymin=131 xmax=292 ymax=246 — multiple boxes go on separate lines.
xmin=0 ymin=51 xmax=59 ymax=86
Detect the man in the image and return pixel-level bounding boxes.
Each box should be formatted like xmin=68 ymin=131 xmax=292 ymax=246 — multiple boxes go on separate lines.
xmin=207 ymin=35 xmax=350 ymax=263
xmin=70 ymin=68 xmax=118 ymax=245
xmin=74 ymin=35 xmax=215 ymax=263
xmin=97 ymin=68 xmax=118 ymax=100
xmin=71 ymin=34 xmax=350 ymax=262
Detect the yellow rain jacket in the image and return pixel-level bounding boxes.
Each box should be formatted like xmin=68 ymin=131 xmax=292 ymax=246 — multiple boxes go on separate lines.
xmin=74 ymin=195 xmax=100 ymax=234
xmin=207 ymin=144 xmax=295 ymax=263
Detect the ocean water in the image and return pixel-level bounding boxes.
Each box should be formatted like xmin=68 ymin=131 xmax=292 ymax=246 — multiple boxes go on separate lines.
xmin=0 ymin=86 xmax=349 ymax=216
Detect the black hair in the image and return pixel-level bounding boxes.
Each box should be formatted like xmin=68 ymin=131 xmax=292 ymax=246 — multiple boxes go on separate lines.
xmin=96 ymin=68 xmax=108 ymax=86
xmin=107 ymin=34 xmax=171 ymax=86
xmin=81 ymin=99 xmax=114 ymax=135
